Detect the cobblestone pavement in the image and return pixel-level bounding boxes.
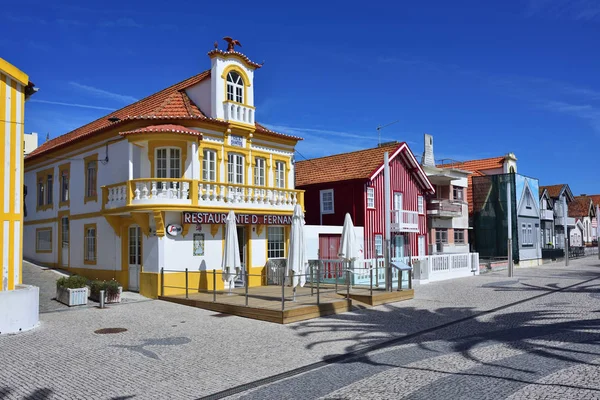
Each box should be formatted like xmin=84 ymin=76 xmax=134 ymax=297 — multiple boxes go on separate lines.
xmin=2 ymin=257 xmax=600 ymax=399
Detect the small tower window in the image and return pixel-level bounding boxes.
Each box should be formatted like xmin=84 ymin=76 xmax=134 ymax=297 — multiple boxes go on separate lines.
xmin=227 ymin=71 xmax=244 ymax=103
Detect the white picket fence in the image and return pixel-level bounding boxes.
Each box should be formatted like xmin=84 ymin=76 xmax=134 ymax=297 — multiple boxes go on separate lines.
xmin=412 ymin=253 xmax=479 ymax=283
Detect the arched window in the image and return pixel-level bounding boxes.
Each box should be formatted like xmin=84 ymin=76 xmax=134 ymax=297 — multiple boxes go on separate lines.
xmin=509 ymin=166 xmax=515 ymax=173
xmin=226 ymin=71 xmax=244 ymax=103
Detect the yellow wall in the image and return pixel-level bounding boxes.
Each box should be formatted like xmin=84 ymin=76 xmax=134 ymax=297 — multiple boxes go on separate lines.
xmin=0 ymin=58 xmax=28 ymax=292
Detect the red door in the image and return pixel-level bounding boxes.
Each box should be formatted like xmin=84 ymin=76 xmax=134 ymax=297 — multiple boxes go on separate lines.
xmin=319 ymin=234 xmax=341 ymax=278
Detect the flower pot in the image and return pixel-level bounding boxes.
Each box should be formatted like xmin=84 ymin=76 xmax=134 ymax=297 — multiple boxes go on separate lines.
xmin=56 ymin=286 xmax=88 ymax=307
xmin=89 ymin=286 xmax=123 ymax=303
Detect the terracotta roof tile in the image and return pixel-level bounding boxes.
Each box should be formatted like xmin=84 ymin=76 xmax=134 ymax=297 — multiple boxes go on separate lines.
xmin=540 ymin=184 xmax=566 ymax=198
xmin=585 ymin=194 xmax=600 ymax=207
xmin=569 ymin=196 xmax=592 ymax=217
xmin=120 ymin=124 xmax=202 ymax=137
xmin=295 ymin=143 xmax=402 ymax=187
xmin=26 ymin=69 xmax=299 ymax=162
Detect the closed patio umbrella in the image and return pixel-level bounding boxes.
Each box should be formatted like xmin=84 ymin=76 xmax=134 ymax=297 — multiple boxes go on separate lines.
xmin=338 ymin=213 xmax=360 ymax=289
xmin=222 ymin=210 xmax=241 ymax=292
xmin=338 ymin=213 xmax=360 ymax=261
xmin=287 ymin=204 xmax=307 ymax=297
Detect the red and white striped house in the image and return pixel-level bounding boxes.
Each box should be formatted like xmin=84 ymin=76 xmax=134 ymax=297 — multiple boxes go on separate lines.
xmin=295 ymin=142 xmax=435 ymax=259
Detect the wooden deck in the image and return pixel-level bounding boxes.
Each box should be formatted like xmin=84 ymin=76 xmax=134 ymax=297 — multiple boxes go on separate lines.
xmin=159 ymin=285 xmax=352 ymax=324
xmin=160 ymin=284 xmax=416 ymax=324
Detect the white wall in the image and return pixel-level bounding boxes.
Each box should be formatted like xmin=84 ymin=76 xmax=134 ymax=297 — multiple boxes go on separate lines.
xmin=0 ymin=285 xmax=39 ymax=334
xmin=162 ymin=211 xmax=223 ymax=272
xmin=304 ymin=225 xmax=365 ymax=260
xmin=185 ymin=78 xmax=212 ymax=118
xmin=23 ymin=132 xmax=38 ymax=155
xmin=23 ymin=222 xmax=56 ymax=265
xmin=69 ymin=217 xmax=119 ymax=272
xmin=209 ymin=56 xmax=255 ymax=120
xmin=250 ymin=225 xmax=267 ymax=267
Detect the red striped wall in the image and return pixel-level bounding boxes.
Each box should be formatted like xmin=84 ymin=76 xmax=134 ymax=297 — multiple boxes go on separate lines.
xmin=364 ymin=155 xmax=428 ymax=258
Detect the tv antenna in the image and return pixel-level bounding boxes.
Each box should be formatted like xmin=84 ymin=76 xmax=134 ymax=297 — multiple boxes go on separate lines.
xmin=376 ymin=120 xmax=399 ymax=146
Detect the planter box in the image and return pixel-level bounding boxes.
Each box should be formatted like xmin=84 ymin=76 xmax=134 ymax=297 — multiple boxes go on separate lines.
xmin=56 ymin=287 xmax=88 ymax=307
xmin=89 ymin=287 xmax=123 ymax=303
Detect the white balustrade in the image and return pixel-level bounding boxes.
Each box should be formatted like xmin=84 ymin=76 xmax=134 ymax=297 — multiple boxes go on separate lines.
xmin=129 ymin=180 xmax=191 ymax=206
xmin=105 ymin=184 xmax=128 ymax=208
xmin=391 ymin=210 xmax=420 ymax=232
xmin=197 ymin=181 xmax=302 ymax=211
xmin=223 ymin=102 xmax=255 ymax=125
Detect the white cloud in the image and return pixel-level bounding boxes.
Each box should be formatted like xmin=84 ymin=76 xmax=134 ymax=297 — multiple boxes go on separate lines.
xmin=68 ymin=82 xmax=138 ymax=104
xmin=29 ymin=99 xmax=117 ymax=111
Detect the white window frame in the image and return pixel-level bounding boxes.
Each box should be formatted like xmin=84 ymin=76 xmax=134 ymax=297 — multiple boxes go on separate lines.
xmin=275 ymin=161 xmax=285 ymax=189
xmin=202 ymin=149 xmax=216 ymax=182
xmin=367 ymin=187 xmax=375 ymax=209
xmin=227 ymin=153 xmax=245 ymax=184
xmin=267 ymin=226 xmax=285 ymax=258
xmin=155 ymin=147 xmax=181 ymax=180
xmin=226 ymin=71 xmax=244 ymax=104
xmin=374 ymin=234 xmax=383 ymax=257
xmin=418 ymin=195 xmax=424 ymax=214
xmin=453 ymin=186 xmax=463 ymax=201
xmin=254 ymin=157 xmax=266 ymax=186
xmin=320 ymin=189 xmax=334 ymax=215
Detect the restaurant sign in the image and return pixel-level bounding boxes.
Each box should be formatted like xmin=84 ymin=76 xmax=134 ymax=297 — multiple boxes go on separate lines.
xmin=182 ymin=211 xmax=292 ymax=225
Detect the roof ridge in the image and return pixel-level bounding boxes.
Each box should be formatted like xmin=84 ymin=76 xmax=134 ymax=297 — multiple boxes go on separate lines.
xmin=296 ymin=142 xmax=402 ymax=164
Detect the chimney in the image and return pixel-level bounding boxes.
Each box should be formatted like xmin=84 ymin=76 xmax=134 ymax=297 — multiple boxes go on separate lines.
xmin=421 ymin=133 xmax=435 ymax=167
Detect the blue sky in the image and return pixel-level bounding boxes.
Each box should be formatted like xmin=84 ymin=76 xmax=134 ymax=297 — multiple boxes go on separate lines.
xmin=2 ymin=0 xmax=600 ymax=195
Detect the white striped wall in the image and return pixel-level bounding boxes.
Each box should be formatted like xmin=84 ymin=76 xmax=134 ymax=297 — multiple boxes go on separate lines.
xmin=0 ymin=67 xmax=26 ymax=292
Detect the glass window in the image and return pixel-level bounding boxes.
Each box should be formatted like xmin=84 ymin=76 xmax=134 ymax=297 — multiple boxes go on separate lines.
xmin=227 ymin=153 xmax=245 ymax=184
xmin=320 ymin=189 xmax=334 ymax=214
xmin=86 ymin=160 xmax=97 ymax=198
xmin=374 ymin=234 xmax=383 ymax=256
xmin=453 ymin=186 xmax=463 ymax=201
xmin=267 ymin=226 xmax=285 ymax=258
xmin=454 ymin=229 xmax=465 ymax=244
xmin=254 ymin=158 xmax=265 ymax=186
xmin=367 ymin=187 xmax=375 ymax=208
xmin=418 ymin=195 xmax=424 ymax=214
xmin=275 ymin=161 xmax=285 ymax=189
xmin=435 ymin=228 xmax=448 ymax=243
xmin=85 ymin=226 xmax=96 ymax=262
xmin=61 ymin=217 xmax=69 ymax=246
xmin=37 ymin=180 xmax=44 ymax=207
xmin=61 ymin=170 xmax=69 ymax=203
xmin=46 ymin=175 xmax=53 ymax=205
xmin=36 ymin=229 xmax=52 ymax=252
xmin=202 ymin=149 xmax=216 ymax=182
xmin=226 ymin=71 xmax=244 ymax=103
xmin=129 ymin=226 xmax=142 ymax=265
xmin=155 ymin=147 xmax=181 ymax=189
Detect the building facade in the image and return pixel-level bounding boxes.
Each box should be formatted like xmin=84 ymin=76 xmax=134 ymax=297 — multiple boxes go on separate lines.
xmin=23 ymin=41 xmax=303 ymax=298
xmin=295 ymin=142 xmax=435 ymax=261
xmin=420 ymin=134 xmax=470 ymax=254
xmin=24 ymin=132 xmax=38 ymax=155
xmin=569 ymin=196 xmax=596 ymax=246
xmin=0 ymin=57 xmax=38 ymax=334
xmin=540 ymin=184 xmax=575 ymax=249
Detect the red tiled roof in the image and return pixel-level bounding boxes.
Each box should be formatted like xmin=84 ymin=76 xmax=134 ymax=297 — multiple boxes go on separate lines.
xmin=540 ymin=184 xmax=566 ymax=198
xmin=586 ymin=194 xmax=600 ymax=207
xmin=120 ymin=124 xmax=202 ymax=137
xmin=295 ymin=142 xmax=434 ymax=193
xmin=26 ymin=69 xmax=299 ymax=162
xmin=207 ymin=49 xmax=263 ymax=69
xmin=569 ymin=196 xmax=592 ymax=217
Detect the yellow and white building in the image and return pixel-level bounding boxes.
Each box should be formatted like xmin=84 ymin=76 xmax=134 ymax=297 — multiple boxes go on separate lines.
xmin=23 ymin=42 xmax=304 ymax=298
xmin=0 ymin=57 xmax=38 ymax=334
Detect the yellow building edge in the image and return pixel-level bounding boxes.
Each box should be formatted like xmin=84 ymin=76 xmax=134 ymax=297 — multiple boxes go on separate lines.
xmin=0 ymin=57 xmax=28 ymax=85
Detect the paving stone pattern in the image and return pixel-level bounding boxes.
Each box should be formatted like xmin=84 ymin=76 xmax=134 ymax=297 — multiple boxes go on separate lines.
xmin=1 ymin=257 xmax=600 ymax=399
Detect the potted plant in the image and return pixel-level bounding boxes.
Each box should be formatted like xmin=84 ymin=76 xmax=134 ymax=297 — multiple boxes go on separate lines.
xmin=89 ymin=279 xmax=123 ymax=303
xmin=56 ymin=275 xmax=89 ymax=306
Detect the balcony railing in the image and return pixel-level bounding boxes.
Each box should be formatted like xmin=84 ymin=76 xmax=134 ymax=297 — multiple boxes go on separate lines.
xmin=391 ymin=210 xmax=420 ymax=232
xmin=103 ymin=179 xmax=304 ymax=211
xmin=555 ymin=216 xmax=576 ymax=227
xmin=427 ymin=199 xmax=462 ymax=218
xmin=540 ymin=209 xmax=554 ymax=221
xmin=223 ymin=101 xmax=255 ymax=125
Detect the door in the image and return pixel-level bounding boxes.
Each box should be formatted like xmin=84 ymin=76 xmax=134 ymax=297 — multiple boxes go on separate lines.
xmin=235 ymin=226 xmax=247 ymax=287
xmin=418 ymin=235 xmax=426 ymax=256
xmin=155 ymin=147 xmax=181 ymax=190
xmin=393 ymin=192 xmax=403 ymax=225
xmin=318 ymin=234 xmax=342 ymax=278
xmin=128 ymin=226 xmax=142 ymax=291
xmin=393 ymin=235 xmax=405 ymax=262
xmin=60 ymin=216 xmax=69 ymax=268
